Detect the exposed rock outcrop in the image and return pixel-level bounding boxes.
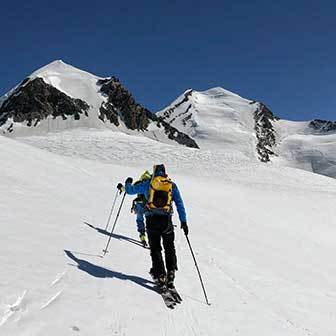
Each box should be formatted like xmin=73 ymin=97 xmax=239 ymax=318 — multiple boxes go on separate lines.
xmin=254 ymin=103 xmax=279 ymax=162
xmin=98 ymin=77 xmax=149 ymax=130
xmin=0 ymin=77 xmax=89 ymax=131
xmin=309 ymin=119 xmax=336 ymax=132
xmin=160 ymin=89 xmax=194 ymax=126
xmin=97 ymin=77 xmax=199 ymax=148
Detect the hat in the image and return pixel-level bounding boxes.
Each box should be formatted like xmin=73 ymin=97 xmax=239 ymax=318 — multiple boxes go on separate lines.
xmin=153 ymin=164 xmax=166 ymax=177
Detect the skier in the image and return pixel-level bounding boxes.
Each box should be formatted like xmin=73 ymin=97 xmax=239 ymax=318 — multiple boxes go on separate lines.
xmin=130 ymin=170 xmax=152 ymax=246
xmin=122 ymin=164 xmax=188 ymax=290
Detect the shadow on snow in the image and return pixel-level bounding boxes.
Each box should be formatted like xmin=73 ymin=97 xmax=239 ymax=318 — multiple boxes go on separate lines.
xmin=64 ymin=250 xmax=155 ymax=293
xmin=83 ymin=221 xmax=146 ymax=248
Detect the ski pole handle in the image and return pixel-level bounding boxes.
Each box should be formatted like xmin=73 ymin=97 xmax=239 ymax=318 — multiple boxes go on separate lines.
xmin=117 ymin=183 xmax=124 ymax=194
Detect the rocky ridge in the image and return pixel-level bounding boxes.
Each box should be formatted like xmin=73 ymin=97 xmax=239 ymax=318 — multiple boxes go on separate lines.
xmin=0 ymin=78 xmax=90 ymax=132
xmin=309 ymin=119 xmax=336 ymax=133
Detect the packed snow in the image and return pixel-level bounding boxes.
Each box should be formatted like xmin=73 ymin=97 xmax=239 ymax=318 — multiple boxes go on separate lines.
xmin=1 ymin=129 xmax=336 ymax=335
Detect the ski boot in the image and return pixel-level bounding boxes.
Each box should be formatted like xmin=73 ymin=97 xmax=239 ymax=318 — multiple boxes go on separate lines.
xmin=166 ymin=270 xmax=182 ymax=303
xmin=149 ymin=268 xmax=158 ymax=282
xmin=167 ymin=270 xmax=175 ymax=289
xmin=139 ymin=230 xmax=147 ymax=247
xmin=157 ymin=274 xmax=167 ymax=291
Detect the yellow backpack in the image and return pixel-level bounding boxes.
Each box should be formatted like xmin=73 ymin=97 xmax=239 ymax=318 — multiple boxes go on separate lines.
xmin=147 ymin=175 xmax=173 ymax=213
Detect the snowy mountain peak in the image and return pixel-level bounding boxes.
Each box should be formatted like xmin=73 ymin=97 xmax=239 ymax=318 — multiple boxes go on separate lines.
xmin=157 ymin=86 xmax=260 ymax=157
xmin=158 ymin=87 xmax=336 ymax=178
xmin=29 ymin=60 xmax=101 ymax=104
xmin=194 ymin=86 xmax=249 ymax=101
xmin=31 ymin=59 xmax=85 ymax=77
xmin=0 ymin=62 xmax=198 ymax=148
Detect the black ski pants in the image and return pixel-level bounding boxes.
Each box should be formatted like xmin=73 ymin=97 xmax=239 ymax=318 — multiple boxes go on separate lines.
xmin=146 ymin=214 xmax=177 ymax=278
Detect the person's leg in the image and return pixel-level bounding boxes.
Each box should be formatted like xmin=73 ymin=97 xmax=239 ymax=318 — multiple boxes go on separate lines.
xmin=146 ymin=216 xmax=165 ymax=280
xmin=161 ymin=217 xmax=177 ymax=287
xmin=159 ymin=217 xmax=176 ymax=287
xmin=135 ymin=203 xmax=145 ymax=233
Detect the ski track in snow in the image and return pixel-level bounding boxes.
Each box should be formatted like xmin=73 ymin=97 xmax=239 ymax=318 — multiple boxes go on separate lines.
xmin=0 ymin=267 xmax=67 ymax=328
xmin=51 ymin=270 xmax=67 ymax=286
xmin=212 ymin=258 xmax=314 ymax=336
xmin=40 ymin=290 xmax=63 ymax=310
xmin=0 ymin=290 xmax=27 ymax=327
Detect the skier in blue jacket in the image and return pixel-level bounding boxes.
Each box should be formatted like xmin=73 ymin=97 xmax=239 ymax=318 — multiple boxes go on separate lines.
xmin=122 ymin=164 xmax=188 ymax=289
xmin=130 ymin=170 xmax=152 ymax=246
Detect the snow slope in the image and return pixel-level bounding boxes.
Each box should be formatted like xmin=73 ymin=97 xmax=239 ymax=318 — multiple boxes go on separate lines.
xmin=1 ymin=131 xmax=336 ymax=335
xmin=157 ymin=88 xmax=258 ymax=159
xmin=273 ymin=120 xmax=336 ymax=178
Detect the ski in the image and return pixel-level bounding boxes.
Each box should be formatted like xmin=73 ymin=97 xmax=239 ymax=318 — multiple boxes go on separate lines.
xmin=167 ymin=287 xmax=182 ymax=304
xmin=149 ymin=272 xmax=182 ymax=308
xmin=158 ymin=286 xmax=177 ymax=309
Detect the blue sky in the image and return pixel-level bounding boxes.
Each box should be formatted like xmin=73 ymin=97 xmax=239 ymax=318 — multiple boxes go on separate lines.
xmin=1 ymin=0 xmax=335 ymax=120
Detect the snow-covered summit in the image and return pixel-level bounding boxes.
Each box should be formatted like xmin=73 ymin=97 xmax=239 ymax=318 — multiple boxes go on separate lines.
xmin=158 ymin=87 xmax=336 ymax=178
xmin=157 ymin=87 xmax=267 ymax=159
xmin=158 ymin=87 xmax=254 ymax=137
xmin=30 ymin=60 xmax=102 ymax=108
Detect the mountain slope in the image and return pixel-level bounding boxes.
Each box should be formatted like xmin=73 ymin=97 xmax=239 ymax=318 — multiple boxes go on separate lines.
xmin=157 ymin=88 xmax=277 ymax=162
xmin=0 ymin=60 xmax=198 ymax=148
xmin=1 ymin=134 xmax=336 ymax=335
xmin=273 ymin=120 xmax=336 ymax=178
xmin=158 ymin=88 xmax=336 ymax=177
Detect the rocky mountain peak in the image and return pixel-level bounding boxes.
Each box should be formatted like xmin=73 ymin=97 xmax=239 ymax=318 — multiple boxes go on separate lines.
xmin=0 ymin=62 xmax=199 ymax=148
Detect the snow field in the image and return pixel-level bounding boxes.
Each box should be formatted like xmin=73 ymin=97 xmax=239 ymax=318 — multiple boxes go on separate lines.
xmin=1 ymin=131 xmax=336 ymax=335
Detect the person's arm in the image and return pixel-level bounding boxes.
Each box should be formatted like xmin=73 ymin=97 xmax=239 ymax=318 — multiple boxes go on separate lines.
xmin=172 ymin=183 xmax=187 ymax=223
xmin=125 ymin=178 xmax=148 ymax=195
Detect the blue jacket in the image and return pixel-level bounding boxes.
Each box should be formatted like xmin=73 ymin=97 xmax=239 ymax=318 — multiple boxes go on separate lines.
xmin=125 ymin=179 xmax=187 ymax=223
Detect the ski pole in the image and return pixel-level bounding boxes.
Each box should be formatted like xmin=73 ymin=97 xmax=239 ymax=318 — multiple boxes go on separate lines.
xmin=185 ymin=234 xmax=211 ymax=305
xmin=102 ymin=192 xmax=127 ymax=256
xmin=104 ymin=189 xmax=120 ymax=231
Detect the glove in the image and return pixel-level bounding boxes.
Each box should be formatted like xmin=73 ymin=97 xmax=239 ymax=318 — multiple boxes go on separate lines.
xmin=117 ymin=183 xmax=124 ymax=193
xmin=125 ymin=177 xmax=133 ymax=184
xmin=181 ymin=221 xmax=189 ymax=236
